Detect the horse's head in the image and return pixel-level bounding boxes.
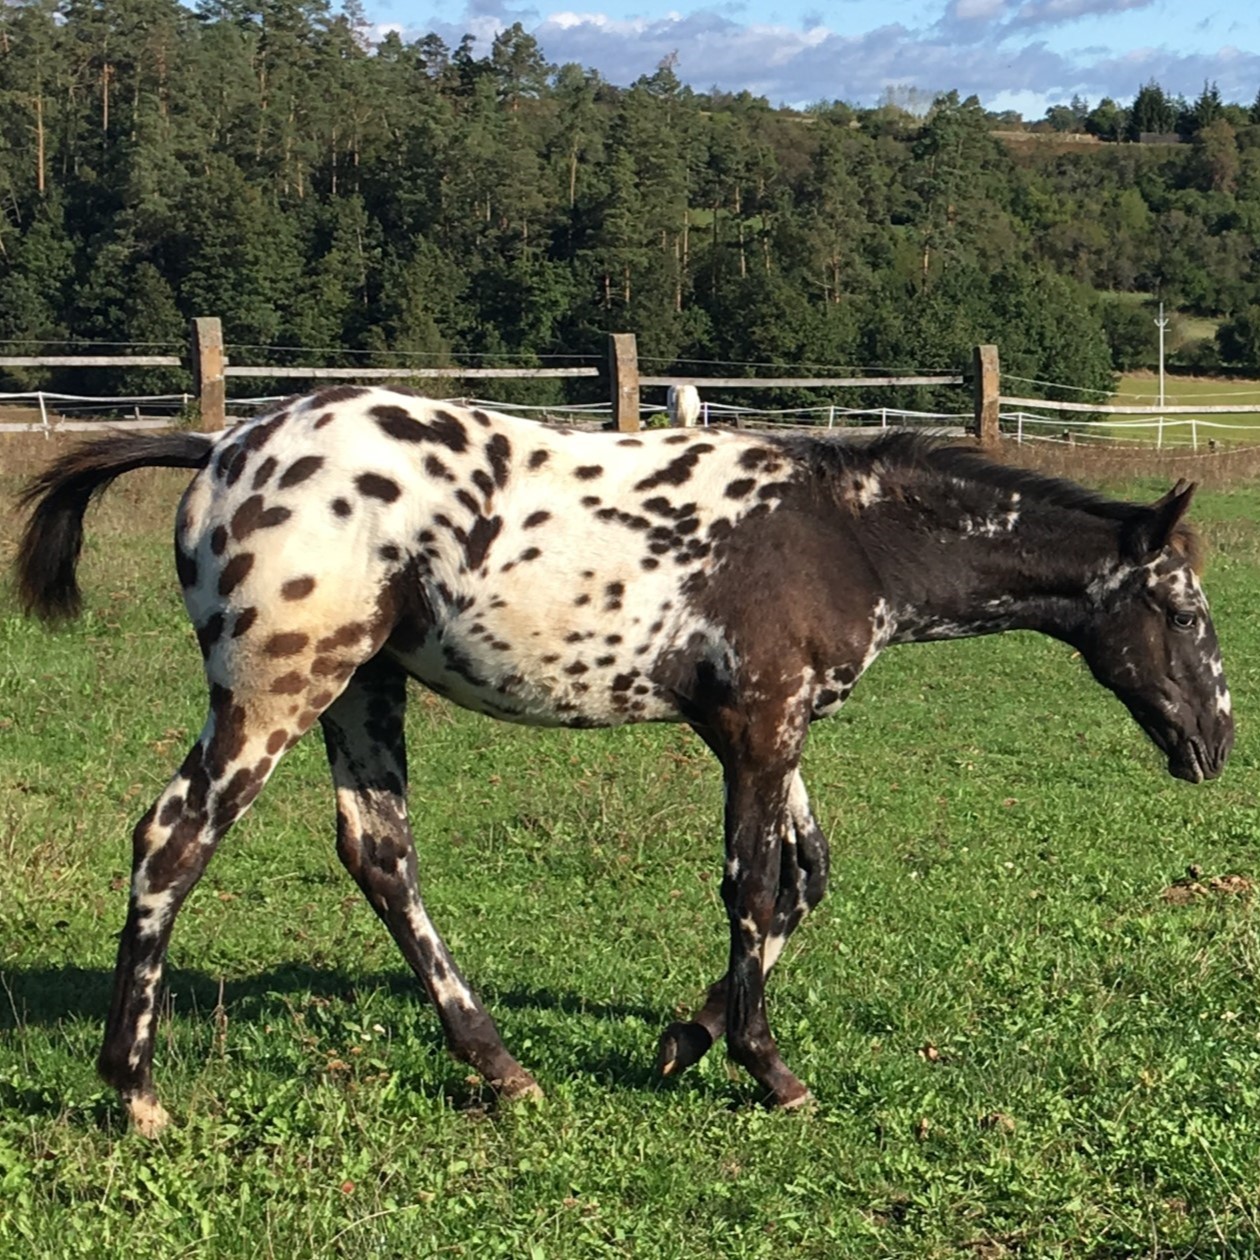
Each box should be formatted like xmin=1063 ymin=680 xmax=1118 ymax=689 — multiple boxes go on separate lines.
xmin=1075 ymin=481 xmax=1232 ymax=783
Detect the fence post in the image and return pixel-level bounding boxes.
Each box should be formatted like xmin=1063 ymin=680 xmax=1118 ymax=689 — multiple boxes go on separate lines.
xmin=609 ymin=333 xmax=640 ymax=433
xmin=191 ymin=317 xmax=226 ymax=431
xmin=973 ymin=344 xmax=1000 ymax=448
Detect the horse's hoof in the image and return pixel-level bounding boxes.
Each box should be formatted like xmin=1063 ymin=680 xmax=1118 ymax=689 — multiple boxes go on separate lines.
xmin=497 ymin=1072 xmax=544 ymax=1103
xmin=776 ymin=1088 xmax=815 ymax=1113
xmin=127 ymin=1095 xmax=172 ymax=1138
xmin=656 ymin=1021 xmax=715 ymax=1077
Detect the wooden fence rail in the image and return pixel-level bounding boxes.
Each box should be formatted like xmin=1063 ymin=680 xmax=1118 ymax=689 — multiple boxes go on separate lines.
xmin=0 ymin=355 xmax=182 ymax=367
xmin=3 ymin=318 xmax=983 ymax=438
xmin=222 ymin=366 xmax=600 ymax=379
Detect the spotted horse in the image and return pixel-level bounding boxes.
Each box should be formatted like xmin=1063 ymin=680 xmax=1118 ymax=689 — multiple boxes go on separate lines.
xmin=15 ymin=386 xmax=1234 ymax=1135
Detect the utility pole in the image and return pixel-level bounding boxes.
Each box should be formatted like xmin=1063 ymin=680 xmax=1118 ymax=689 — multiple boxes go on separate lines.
xmin=1155 ymin=301 xmax=1169 ymax=450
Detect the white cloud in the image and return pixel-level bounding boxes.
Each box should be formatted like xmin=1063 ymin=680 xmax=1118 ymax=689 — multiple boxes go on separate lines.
xmin=951 ymin=0 xmax=1011 ymax=22
xmin=391 ymin=2 xmax=1260 ymax=114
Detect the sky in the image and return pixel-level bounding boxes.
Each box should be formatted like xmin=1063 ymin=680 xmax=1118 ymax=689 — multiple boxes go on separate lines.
xmin=362 ymin=0 xmax=1260 ymax=119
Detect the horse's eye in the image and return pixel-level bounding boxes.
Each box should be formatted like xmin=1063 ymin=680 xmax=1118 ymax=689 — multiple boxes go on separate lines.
xmin=1170 ymin=610 xmax=1197 ymax=631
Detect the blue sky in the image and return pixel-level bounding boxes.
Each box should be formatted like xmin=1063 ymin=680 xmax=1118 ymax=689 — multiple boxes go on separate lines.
xmin=363 ymin=0 xmax=1260 ymax=118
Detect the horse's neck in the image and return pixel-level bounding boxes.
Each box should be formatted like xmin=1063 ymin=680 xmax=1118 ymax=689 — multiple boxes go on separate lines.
xmin=868 ymin=496 xmax=1118 ymax=646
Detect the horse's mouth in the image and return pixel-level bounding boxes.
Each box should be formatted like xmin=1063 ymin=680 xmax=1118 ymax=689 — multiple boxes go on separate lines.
xmin=1168 ymin=736 xmax=1219 ymax=784
xmin=1169 ymin=746 xmax=1204 ymax=784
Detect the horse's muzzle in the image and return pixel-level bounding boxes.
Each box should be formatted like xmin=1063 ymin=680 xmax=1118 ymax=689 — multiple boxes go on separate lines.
xmin=1168 ymin=730 xmax=1232 ymax=783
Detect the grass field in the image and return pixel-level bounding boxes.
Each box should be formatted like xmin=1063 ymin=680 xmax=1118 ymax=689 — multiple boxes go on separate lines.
xmin=1105 ymin=375 xmax=1260 ymax=447
xmin=4 ymin=441 xmax=1260 ymax=1257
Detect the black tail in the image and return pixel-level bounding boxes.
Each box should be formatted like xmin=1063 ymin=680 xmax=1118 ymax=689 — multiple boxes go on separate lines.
xmin=15 ymin=431 xmax=216 ymax=622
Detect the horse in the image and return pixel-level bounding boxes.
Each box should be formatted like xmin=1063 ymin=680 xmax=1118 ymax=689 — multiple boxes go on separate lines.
xmin=667 ymin=384 xmax=701 ymax=428
xmin=14 ymin=385 xmax=1233 ymax=1136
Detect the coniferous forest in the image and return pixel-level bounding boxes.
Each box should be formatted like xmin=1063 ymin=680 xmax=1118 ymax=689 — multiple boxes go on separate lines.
xmin=3 ymin=1 xmax=1260 ymax=406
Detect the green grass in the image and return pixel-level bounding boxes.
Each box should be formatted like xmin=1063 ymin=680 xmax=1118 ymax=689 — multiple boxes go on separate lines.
xmin=4 ymin=460 xmax=1260 ymax=1256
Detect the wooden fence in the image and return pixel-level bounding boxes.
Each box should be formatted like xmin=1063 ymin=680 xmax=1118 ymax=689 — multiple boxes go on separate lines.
xmin=2 ymin=317 xmax=983 ymax=439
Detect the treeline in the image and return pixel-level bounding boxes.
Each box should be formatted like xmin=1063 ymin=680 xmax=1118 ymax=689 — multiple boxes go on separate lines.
xmin=3 ymin=0 xmax=1260 ymax=407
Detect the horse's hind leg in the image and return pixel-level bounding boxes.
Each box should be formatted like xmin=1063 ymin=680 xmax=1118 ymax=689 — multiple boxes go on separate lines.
xmin=319 ymin=657 xmax=541 ymax=1101
xmin=657 ymin=769 xmax=828 ymax=1086
xmin=99 ymin=686 xmax=309 ymax=1135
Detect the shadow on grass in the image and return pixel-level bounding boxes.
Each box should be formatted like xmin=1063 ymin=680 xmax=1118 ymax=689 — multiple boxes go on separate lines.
xmin=0 ymin=960 xmax=721 ymax=1124
xmin=1 ymin=964 xmax=770 ymax=1120
xmin=1 ymin=962 xmax=665 ymax=1030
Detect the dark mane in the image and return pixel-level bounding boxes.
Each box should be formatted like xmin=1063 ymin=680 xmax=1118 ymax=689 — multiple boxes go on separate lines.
xmin=774 ymin=429 xmax=1202 ymax=566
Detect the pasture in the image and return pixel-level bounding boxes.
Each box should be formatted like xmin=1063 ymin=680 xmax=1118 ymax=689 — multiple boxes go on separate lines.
xmin=1109 ymin=374 xmax=1260 ymax=446
xmin=3 ymin=437 xmax=1260 ymax=1257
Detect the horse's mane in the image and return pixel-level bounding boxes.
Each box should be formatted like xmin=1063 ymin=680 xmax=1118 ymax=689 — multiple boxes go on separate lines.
xmin=774 ymin=429 xmax=1202 ymax=566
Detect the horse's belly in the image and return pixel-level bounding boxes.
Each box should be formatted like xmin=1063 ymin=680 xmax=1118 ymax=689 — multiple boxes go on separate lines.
xmin=385 ymin=630 xmax=682 ymax=729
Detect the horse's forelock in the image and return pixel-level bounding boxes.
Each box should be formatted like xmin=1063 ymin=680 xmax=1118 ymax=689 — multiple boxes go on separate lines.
xmin=1170 ymin=523 xmax=1205 ymax=575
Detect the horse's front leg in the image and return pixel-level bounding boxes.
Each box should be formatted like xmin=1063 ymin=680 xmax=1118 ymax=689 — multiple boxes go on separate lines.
xmin=658 ymin=769 xmax=828 ymax=1087
xmin=720 ymin=756 xmax=814 ymax=1106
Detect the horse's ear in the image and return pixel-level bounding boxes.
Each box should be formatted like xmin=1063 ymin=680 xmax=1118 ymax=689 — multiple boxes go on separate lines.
xmin=1125 ymin=481 xmax=1196 ymax=561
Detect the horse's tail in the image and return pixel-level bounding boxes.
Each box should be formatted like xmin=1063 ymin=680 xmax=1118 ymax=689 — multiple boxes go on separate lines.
xmin=15 ymin=430 xmax=217 ymax=623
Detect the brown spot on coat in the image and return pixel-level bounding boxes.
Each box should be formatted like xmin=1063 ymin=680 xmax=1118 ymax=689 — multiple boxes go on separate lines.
xmin=282 ymin=576 xmax=316 ymax=600
xmin=175 ymin=546 xmax=198 ymax=590
xmin=218 ymin=553 xmax=255 ymax=597
xmin=373 ymin=404 xmax=469 ymax=452
xmin=214 ymin=444 xmax=243 ymax=483
xmin=242 ymin=414 xmax=285 ymax=455
xmin=523 ymin=510 xmax=551 ymax=528
xmin=487 ymin=434 xmax=511 ymax=488
xmin=264 ymin=631 xmax=310 ymax=657
xmin=317 ymin=622 xmax=366 ymax=651
xmin=196 ymin=613 xmax=225 ymax=658
xmin=278 ymin=455 xmax=325 ymax=489
xmin=252 ymin=456 xmax=278 ymax=490
xmin=634 ymin=445 xmax=715 ymax=492
xmin=465 ymin=516 xmax=503 ymax=570
xmin=232 ymin=607 xmax=258 ymax=638
xmin=739 ymin=447 xmax=776 ymax=470
xmin=231 ymin=495 xmax=293 ymax=541
xmin=158 ymin=796 xmax=185 ymax=826
xmin=356 ymin=473 xmax=402 ymax=503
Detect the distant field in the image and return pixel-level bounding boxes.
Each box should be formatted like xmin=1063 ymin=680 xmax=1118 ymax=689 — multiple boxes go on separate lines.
xmin=1101 ymin=373 xmax=1260 ymax=446
xmin=4 ymin=444 xmax=1260 ymax=1257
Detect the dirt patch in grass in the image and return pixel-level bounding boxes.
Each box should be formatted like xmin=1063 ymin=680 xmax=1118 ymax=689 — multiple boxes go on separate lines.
xmin=1161 ymin=867 xmax=1254 ymax=906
